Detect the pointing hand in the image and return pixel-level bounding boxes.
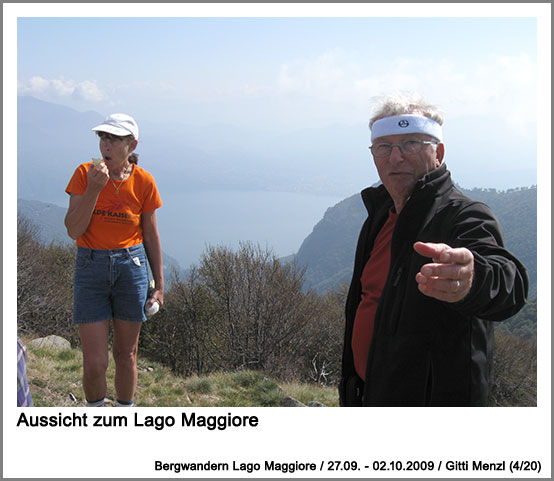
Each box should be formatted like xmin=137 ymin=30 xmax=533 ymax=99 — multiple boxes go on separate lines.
xmin=413 ymin=242 xmax=474 ymax=303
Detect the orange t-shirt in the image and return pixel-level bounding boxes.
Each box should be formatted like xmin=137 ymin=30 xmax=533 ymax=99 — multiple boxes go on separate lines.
xmin=65 ymin=162 xmax=162 ymax=249
xmin=352 ymin=209 xmax=398 ymax=380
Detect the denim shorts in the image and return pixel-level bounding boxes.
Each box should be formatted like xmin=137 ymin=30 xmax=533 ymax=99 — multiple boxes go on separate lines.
xmin=73 ymin=244 xmax=149 ymax=324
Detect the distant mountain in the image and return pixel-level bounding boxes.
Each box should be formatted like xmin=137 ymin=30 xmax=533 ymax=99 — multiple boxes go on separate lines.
xmin=17 ymin=198 xmax=71 ymax=245
xmin=296 ymin=185 xmax=537 ymax=299
xmin=16 ymin=96 xmax=537 ymax=207
xmin=294 ymin=194 xmax=366 ymax=293
xmin=17 ymin=96 xmax=105 ymax=205
xmin=17 ymin=198 xmax=183 ymax=276
xmin=16 ymin=95 xmax=373 ymax=206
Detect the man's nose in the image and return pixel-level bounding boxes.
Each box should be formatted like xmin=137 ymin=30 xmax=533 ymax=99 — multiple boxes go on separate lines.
xmin=388 ymin=144 xmax=404 ymax=163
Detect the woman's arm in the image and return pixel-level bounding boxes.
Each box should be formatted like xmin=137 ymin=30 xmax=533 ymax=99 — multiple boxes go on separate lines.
xmin=142 ymin=209 xmax=164 ymax=306
xmin=64 ymin=164 xmax=109 ymax=240
xmin=64 ymin=192 xmax=98 ymax=240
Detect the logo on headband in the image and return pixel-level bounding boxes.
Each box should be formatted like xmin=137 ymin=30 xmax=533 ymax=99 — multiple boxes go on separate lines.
xmin=398 ymin=120 xmax=410 ymax=128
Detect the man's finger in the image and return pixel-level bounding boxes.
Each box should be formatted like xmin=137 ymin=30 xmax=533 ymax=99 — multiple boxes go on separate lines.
xmin=413 ymin=241 xmax=451 ymax=261
xmin=417 ymin=282 xmax=465 ymax=302
xmin=420 ymin=262 xmax=466 ymax=279
xmin=442 ymin=247 xmax=474 ymax=265
xmin=415 ymin=242 xmax=474 ymax=265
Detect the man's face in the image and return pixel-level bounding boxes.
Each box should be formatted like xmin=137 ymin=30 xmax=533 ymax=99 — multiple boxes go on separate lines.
xmin=371 ymin=133 xmax=444 ymax=211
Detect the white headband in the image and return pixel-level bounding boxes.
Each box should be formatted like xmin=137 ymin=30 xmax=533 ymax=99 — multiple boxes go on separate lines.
xmin=370 ymin=114 xmax=443 ymax=142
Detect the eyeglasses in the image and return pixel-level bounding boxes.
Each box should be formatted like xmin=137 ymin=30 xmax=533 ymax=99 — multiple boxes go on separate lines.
xmin=369 ymin=140 xmax=438 ymax=158
xmin=97 ymin=132 xmax=129 ymax=142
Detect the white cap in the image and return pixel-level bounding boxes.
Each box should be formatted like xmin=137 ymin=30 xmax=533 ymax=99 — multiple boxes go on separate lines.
xmin=92 ymin=113 xmax=139 ymax=140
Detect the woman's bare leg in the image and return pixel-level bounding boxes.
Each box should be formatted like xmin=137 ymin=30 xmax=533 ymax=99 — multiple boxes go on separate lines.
xmin=112 ymin=319 xmax=142 ymax=404
xmin=79 ymin=320 xmax=110 ymax=403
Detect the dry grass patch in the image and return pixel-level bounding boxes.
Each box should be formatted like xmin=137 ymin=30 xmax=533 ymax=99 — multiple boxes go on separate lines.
xmin=279 ymin=381 xmax=340 ymax=407
xmin=22 ymin=335 xmax=339 ymax=407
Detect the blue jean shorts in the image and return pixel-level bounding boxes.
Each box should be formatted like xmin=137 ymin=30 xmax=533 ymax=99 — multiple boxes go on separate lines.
xmin=73 ymin=244 xmax=149 ymax=324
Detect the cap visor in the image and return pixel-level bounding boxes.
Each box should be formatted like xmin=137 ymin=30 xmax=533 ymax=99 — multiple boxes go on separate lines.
xmin=92 ymin=125 xmax=131 ymax=137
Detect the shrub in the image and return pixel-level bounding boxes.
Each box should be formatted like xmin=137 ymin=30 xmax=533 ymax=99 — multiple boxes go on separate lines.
xmin=490 ymin=331 xmax=537 ymax=406
xmin=17 ymin=216 xmax=77 ymax=344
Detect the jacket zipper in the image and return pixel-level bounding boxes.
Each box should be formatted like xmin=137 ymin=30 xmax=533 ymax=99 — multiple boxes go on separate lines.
xmin=388 ymin=264 xmax=405 ymax=334
xmin=393 ymin=266 xmax=404 ymax=287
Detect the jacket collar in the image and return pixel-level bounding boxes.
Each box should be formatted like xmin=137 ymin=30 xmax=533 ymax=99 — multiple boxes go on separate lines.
xmin=361 ymin=163 xmax=452 ymax=215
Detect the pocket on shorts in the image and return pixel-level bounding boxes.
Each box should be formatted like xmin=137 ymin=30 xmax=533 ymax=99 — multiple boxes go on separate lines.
xmin=124 ymin=250 xmax=148 ymax=284
xmin=127 ymin=246 xmax=147 ymax=269
xmin=75 ymin=253 xmax=91 ymax=270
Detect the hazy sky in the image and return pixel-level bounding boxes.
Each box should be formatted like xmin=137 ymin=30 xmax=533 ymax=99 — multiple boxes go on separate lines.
xmin=15 ymin=14 xmax=539 ymax=137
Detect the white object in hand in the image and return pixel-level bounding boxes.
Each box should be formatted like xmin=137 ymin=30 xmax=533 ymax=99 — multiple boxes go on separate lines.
xmin=92 ymin=157 xmax=104 ymax=167
xmin=145 ymin=300 xmax=159 ymax=317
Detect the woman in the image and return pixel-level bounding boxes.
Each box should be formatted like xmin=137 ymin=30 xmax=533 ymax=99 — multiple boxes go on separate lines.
xmin=64 ymin=113 xmax=164 ymax=407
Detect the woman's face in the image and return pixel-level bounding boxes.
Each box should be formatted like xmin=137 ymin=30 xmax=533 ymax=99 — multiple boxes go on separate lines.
xmin=97 ymin=132 xmax=137 ymax=169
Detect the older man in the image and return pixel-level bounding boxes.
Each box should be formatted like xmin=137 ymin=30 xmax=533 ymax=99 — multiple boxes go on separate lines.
xmin=340 ymin=93 xmax=529 ymax=406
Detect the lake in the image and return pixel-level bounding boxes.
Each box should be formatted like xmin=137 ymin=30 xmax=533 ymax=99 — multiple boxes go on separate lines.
xmin=156 ymin=190 xmax=344 ymax=269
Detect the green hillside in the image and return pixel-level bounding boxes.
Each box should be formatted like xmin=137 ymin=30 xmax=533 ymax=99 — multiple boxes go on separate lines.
xmin=459 ymin=186 xmax=537 ymax=299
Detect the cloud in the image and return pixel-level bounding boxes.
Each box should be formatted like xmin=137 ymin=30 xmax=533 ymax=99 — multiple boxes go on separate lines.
xmin=274 ymin=50 xmax=537 ymax=133
xmin=277 ymin=48 xmax=360 ymax=101
xmin=18 ymin=76 xmax=107 ymax=102
xmin=72 ymin=80 xmax=107 ymax=102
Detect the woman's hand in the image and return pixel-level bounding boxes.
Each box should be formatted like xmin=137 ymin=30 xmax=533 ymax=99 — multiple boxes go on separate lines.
xmin=87 ymin=161 xmax=110 ymax=193
xmin=147 ymin=288 xmax=164 ymax=308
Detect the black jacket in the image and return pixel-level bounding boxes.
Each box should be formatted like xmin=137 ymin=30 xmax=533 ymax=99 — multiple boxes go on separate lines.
xmin=340 ymin=164 xmax=529 ymax=406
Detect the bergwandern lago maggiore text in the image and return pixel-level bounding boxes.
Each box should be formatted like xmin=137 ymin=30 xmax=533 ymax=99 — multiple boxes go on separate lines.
xmin=16 ymin=412 xmax=259 ymax=431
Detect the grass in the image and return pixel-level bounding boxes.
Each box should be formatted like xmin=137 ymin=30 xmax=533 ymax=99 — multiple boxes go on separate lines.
xmin=22 ymin=336 xmax=340 ymax=407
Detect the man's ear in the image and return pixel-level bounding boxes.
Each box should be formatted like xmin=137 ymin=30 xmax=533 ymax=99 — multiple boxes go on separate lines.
xmin=436 ymin=142 xmax=445 ymax=165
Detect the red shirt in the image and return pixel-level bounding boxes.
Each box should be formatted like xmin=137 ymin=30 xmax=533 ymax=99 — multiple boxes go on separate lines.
xmin=352 ymin=209 xmax=398 ymax=380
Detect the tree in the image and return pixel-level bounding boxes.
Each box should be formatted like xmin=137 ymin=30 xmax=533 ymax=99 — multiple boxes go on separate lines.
xmin=140 ymin=266 xmax=220 ymax=376
xmin=198 ymin=242 xmax=317 ymax=378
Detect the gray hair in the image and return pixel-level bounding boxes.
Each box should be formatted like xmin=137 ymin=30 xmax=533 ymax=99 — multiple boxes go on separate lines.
xmin=369 ymin=92 xmax=444 ymax=129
